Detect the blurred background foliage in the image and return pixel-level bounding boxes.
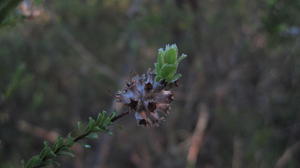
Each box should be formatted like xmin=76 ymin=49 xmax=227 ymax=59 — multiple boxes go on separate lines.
xmin=1 ymin=0 xmax=300 ymax=168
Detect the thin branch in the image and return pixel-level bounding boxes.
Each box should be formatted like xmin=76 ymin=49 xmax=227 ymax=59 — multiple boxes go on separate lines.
xmin=73 ymin=111 xmax=129 ymax=142
xmin=18 ymin=120 xmax=59 ymax=142
xmin=111 ymin=111 xmax=130 ymax=122
xmin=232 ymin=137 xmax=243 ymax=168
xmin=186 ymin=103 xmax=209 ymax=168
xmin=25 ymin=111 xmax=130 ymax=168
xmin=274 ymin=141 xmax=300 ymax=168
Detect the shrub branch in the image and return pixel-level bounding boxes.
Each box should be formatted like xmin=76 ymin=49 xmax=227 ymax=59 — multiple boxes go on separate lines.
xmin=22 ymin=44 xmax=186 ymax=168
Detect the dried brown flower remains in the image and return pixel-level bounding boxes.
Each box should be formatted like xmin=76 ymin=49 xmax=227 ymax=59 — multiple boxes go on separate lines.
xmin=116 ymin=70 xmax=177 ymax=127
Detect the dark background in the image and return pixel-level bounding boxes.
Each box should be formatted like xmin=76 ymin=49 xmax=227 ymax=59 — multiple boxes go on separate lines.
xmin=1 ymin=0 xmax=300 ymax=167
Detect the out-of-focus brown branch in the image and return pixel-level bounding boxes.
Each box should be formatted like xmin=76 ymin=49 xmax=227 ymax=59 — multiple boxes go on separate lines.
xmin=18 ymin=120 xmax=59 ymax=142
xmin=130 ymin=146 xmax=152 ymax=168
xmin=186 ymin=104 xmax=209 ymax=168
xmin=232 ymin=137 xmax=242 ymax=168
xmin=274 ymin=141 xmax=300 ymax=168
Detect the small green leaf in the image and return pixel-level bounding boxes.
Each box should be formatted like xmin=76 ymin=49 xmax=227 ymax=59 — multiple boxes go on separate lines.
xmin=160 ymin=64 xmax=177 ymax=80
xmin=164 ymin=44 xmax=178 ymax=64
xmin=77 ymin=121 xmax=83 ymax=130
xmin=155 ymin=76 xmax=162 ymax=81
xmin=25 ymin=155 xmax=41 ymax=167
xmin=87 ymin=133 xmax=98 ymax=139
xmin=53 ymin=137 xmax=64 ymax=151
xmin=84 ymin=144 xmax=91 ymax=149
xmin=39 ymin=145 xmax=51 ymax=159
xmin=171 ymin=73 xmax=182 ymax=82
xmin=34 ymin=0 xmax=44 ymax=5
xmin=4 ymin=63 xmax=26 ymax=99
xmin=108 ymin=131 xmax=113 ymax=136
xmin=48 ymin=150 xmax=57 ymax=158
xmin=59 ymin=151 xmax=75 ymax=157
xmin=157 ymin=48 xmax=165 ymax=68
xmin=154 ymin=63 xmax=160 ymax=76
xmin=177 ymin=53 xmax=187 ymax=63
xmin=110 ymin=112 xmax=117 ymax=119
xmin=65 ymin=134 xmax=74 ymax=146
xmin=87 ymin=117 xmax=96 ymax=131
xmin=93 ymin=126 xmax=104 ymax=132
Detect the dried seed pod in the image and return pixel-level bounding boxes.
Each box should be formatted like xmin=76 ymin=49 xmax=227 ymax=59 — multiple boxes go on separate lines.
xmin=116 ymin=70 xmax=176 ymax=127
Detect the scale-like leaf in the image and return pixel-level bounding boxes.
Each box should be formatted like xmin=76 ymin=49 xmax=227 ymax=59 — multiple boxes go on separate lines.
xmin=87 ymin=133 xmax=99 ymax=139
xmin=84 ymin=144 xmax=91 ymax=149
xmin=177 ymin=54 xmax=187 ymax=63
xmin=171 ymin=73 xmax=182 ymax=82
xmin=160 ymin=64 xmax=177 ymax=80
xmin=157 ymin=48 xmax=164 ymax=69
xmin=154 ymin=44 xmax=186 ymax=82
xmin=164 ymin=44 xmax=178 ymax=64
xmin=59 ymin=151 xmax=75 ymax=157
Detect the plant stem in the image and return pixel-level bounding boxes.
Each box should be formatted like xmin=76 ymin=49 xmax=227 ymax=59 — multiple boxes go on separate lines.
xmin=111 ymin=111 xmax=130 ymax=122
xmin=30 ymin=111 xmax=130 ymax=168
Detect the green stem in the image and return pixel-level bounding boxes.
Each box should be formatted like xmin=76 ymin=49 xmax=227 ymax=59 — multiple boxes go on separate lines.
xmin=27 ymin=111 xmax=130 ymax=168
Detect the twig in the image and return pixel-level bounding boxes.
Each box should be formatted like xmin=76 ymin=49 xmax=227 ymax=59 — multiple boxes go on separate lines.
xmin=18 ymin=120 xmax=59 ymax=142
xmin=111 ymin=111 xmax=130 ymax=122
xmin=274 ymin=141 xmax=300 ymax=168
xmin=186 ymin=103 xmax=209 ymax=168
xmin=18 ymin=120 xmax=84 ymax=168
xmin=232 ymin=137 xmax=242 ymax=168
xmin=73 ymin=111 xmax=129 ymax=142
xmin=25 ymin=111 xmax=130 ymax=168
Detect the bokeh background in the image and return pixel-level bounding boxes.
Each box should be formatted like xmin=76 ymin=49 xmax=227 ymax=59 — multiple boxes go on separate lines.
xmin=1 ymin=0 xmax=300 ymax=167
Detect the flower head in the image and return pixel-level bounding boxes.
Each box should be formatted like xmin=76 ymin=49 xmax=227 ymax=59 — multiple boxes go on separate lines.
xmin=116 ymin=70 xmax=175 ymax=127
xmin=116 ymin=44 xmax=186 ymax=127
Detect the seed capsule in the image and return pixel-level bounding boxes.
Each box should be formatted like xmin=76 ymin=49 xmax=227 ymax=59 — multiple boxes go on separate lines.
xmin=116 ymin=70 xmax=177 ymax=127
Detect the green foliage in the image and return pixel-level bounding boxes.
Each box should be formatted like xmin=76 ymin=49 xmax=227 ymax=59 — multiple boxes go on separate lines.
xmin=34 ymin=0 xmax=44 ymax=5
xmin=23 ymin=111 xmax=115 ymax=168
xmin=3 ymin=63 xmax=26 ymax=100
xmin=154 ymin=44 xmax=187 ymax=82
xmin=263 ymin=0 xmax=300 ymax=44
xmin=0 ymin=0 xmax=23 ymax=28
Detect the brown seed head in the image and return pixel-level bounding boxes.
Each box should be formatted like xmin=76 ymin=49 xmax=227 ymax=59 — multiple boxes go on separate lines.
xmin=116 ymin=70 xmax=177 ymax=127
